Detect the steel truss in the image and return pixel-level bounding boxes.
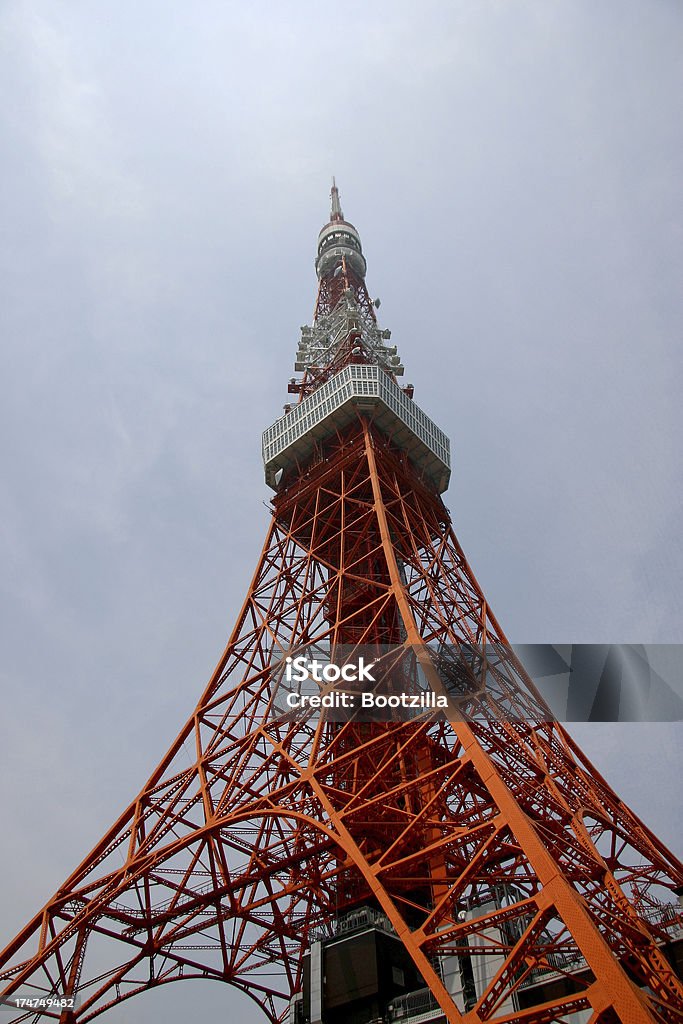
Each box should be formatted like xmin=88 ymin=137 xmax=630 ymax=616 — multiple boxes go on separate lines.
xmin=1 ymin=421 xmax=681 ymax=1024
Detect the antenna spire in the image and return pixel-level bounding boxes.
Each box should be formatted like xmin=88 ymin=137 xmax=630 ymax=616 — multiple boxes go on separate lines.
xmin=330 ymin=176 xmax=344 ymax=222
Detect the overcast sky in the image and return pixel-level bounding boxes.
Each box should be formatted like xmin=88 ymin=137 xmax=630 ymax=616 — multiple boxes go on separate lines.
xmin=0 ymin=2 xmax=681 ymax=1021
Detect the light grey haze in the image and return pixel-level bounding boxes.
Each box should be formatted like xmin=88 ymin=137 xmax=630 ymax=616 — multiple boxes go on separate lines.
xmin=0 ymin=2 xmax=681 ymax=1021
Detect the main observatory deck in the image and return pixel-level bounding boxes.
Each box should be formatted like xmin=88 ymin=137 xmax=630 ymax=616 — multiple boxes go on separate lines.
xmin=263 ymin=363 xmax=451 ymax=493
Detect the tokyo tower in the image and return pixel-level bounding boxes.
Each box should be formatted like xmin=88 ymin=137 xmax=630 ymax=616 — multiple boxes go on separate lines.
xmin=1 ymin=183 xmax=681 ymax=1024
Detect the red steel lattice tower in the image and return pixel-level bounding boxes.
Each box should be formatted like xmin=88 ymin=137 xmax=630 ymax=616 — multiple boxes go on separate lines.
xmin=1 ymin=184 xmax=682 ymax=1024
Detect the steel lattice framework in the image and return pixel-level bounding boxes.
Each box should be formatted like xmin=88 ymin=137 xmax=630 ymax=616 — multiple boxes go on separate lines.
xmin=1 ymin=185 xmax=682 ymax=1024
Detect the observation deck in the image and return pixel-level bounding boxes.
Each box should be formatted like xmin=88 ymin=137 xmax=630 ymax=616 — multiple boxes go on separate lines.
xmin=262 ymin=363 xmax=451 ymax=493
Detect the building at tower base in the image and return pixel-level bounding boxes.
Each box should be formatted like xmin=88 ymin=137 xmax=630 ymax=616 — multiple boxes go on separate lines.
xmin=290 ymin=897 xmax=683 ymax=1024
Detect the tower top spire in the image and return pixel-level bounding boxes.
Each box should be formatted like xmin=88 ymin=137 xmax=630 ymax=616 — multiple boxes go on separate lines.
xmin=330 ymin=176 xmax=344 ymax=222
xmin=316 ymin=179 xmax=366 ymax=281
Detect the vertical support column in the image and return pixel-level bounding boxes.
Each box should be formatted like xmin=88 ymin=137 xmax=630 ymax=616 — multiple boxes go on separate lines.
xmin=466 ymin=903 xmax=516 ymax=1016
xmin=309 ymin=940 xmax=323 ymax=1024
